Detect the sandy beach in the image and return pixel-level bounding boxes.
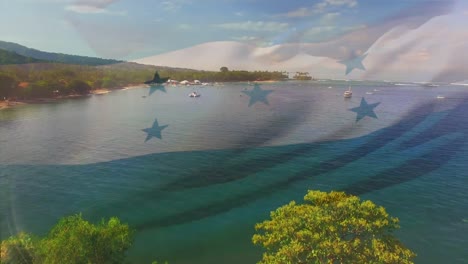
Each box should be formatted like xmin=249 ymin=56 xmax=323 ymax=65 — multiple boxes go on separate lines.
xmin=253 ymin=80 xmax=279 ymax=83
xmin=0 ymin=100 xmax=25 ymax=110
xmin=91 ymin=89 xmax=111 ymax=95
xmin=0 ymin=85 xmax=146 ymax=110
xmin=0 ymin=81 xmax=282 ymax=110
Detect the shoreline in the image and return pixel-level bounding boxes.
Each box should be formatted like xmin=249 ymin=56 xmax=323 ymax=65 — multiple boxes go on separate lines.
xmin=0 ymin=84 xmax=145 ymax=110
xmin=0 ymin=81 xmax=287 ymax=110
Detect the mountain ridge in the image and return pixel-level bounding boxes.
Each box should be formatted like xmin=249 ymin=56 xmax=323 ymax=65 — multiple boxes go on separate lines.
xmin=0 ymin=40 xmax=122 ymax=66
xmin=0 ymin=49 xmax=46 ymax=65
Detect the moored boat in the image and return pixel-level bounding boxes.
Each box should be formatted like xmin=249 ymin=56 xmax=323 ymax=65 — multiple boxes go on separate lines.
xmin=189 ymin=91 xmax=201 ymax=97
xmin=344 ymin=87 xmax=352 ymax=98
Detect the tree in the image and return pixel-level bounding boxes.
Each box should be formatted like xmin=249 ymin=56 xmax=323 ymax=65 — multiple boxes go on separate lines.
xmin=220 ymin=66 xmax=229 ymax=73
xmin=101 ymin=76 xmax=118 ymax=89
xmin=68 ymin=79 xmax=91 ymax=95
xmin=0 ymin=73 xmax=17 ymax=99
xmin=39 ymin=214 xmax=133 ymax=264
xmin=0 ymin=232 xmax=37 ymax=264
xmin=253 ymin=191 xmax=416 ymax=264
xmin=1 ymin=215 xmax=134 ymax=264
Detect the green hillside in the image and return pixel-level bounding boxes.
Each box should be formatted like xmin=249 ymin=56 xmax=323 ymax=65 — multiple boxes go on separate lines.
xmin=0 ymin=40 xmax=122 ymax=66
xmin=0 ymin=49 xmax=45 ymax=65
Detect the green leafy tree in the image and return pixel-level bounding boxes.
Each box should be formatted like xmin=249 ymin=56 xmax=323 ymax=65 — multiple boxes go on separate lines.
xmin=39 ymin=214 xmax=133 ymax=264
xmin=68 ymin=79 xmax=91 ymax=95
xmin=1 ymin=215 xmax=133 ymax=264
xmin=0 ymin=232 xmax=38 ymax=264
xmin=253 ymin=191 xmax=416 ymax=264
xmin=101 ymin=76 xmax=118 ymax=89
xmin=220 ymin=66 xmax=229 ymax=73
xmin=0 ymin=73 xmax=17 ymax=99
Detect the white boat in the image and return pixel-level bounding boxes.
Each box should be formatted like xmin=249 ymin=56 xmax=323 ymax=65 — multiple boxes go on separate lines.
xmin=167 ymin=79 xmax=179 ymax=85
xmin=189 ymin=91 xmax=201 ymax=98
xmin=344 ymin=87 xmax=352 ymax=98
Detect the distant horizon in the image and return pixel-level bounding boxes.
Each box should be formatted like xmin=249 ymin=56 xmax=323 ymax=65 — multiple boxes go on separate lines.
xmin=2 ymin=1 xmax=468 ymax=82
xmin=3 ymin=37 xmax=468 ymax=85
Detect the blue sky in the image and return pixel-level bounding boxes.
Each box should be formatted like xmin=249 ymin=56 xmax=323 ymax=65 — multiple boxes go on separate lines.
xmin=0 ymin=0 xmax=461 ymax=61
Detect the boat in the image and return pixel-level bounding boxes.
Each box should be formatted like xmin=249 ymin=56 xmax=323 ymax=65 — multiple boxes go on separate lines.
xmin=189 ymin=91 xmax=201 ymax=98
xmin=344 ymin=87 xmax=352 ymax=98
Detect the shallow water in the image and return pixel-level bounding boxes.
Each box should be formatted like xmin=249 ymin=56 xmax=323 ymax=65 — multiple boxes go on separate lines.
xmin=1 ymin=81 xmax=467 ymax=263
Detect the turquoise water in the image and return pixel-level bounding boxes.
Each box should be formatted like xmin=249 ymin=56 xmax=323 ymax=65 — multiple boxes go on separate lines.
xmin=1 ymin=81 xmax=468 ymax=263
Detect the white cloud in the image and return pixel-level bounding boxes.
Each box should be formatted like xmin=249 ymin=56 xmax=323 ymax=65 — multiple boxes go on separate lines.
xmin=277 ymin=7 xmax=312 ymax=18
xmin=232 ymin=36 xmax=258 ymax=41
xmin=66 ymin=5 xmax=107 ymax=13
xmin=65 ymin=0 xmax=125 ymax=15
xmin=313 ymin=0 xmax=358 ymax=13
xmin=303 ymin=26 xmax=336 ymax=38
xmin=161 ymin=0 xmax=190 ymax=12
xmin=235 ymin=12 xmax=244 ymax=17
xmin=327 ymin=0 xmax=357 ymax=7
xmin=215 ymin=21 xmax=289 ymax=32
xmin=321 ymin=12 xmax=341 ymax=24
xmin=313 ymin=2 xmax=327 ymax=13
xmin=275 ymin=0 xmax=357 ymax=18
xmin=34 ymin=0 xmax=73 ymax=3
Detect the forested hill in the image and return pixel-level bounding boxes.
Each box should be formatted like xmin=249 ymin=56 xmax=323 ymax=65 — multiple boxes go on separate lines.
xmin=0 ymin=40 xmax=122 ymax=66
xmin=0 ymin=49 xmax=45 ymax=65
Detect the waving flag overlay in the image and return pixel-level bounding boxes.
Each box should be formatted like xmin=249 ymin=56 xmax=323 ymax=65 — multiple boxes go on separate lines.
xmin=1 ymin=1 xmax=468 ymax=264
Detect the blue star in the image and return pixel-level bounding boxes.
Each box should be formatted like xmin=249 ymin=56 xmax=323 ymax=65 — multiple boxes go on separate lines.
xmin=242 ymin=84 xmax=273 ymax=107
xmin=148 ymin=84 xmax=166 ymax=96
xmin=349 ymin=97 xmax=380 ymax=122
xmin=339 ymin=53 xmax=367 ymax=75
xmin=142 ymin=118 xmax=168 ymax=142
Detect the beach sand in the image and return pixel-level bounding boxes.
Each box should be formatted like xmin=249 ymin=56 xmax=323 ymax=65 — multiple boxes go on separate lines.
xmin=0 ymin=85 xmax=145 ymax=110
xmin=91 ymin=89 xmax=111 ymax=95
xmin=0 ymin=100 xmax=25 ymax=110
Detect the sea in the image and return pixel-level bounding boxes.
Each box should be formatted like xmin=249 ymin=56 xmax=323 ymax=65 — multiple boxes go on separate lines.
xmin=1 ymin=81 xmax=467 ymax=263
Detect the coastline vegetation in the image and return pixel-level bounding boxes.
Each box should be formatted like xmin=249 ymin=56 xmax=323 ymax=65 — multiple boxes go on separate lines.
xmin=0 ymin=63 xmax=288 ymax=102
xmin=1 ymin=191 xmax=415 ymax=264
xmin=293 ymin=71 xmax=313 ymax=80
xmin=0 ymin=50 xmax=44 ymax=65
xmin=0 ymin=214 xmax=133 ymax=264
xmin=253 ymin=190 xmax=416 ymax=264
xmin=161 ymin=66 xmax=288 ymax=83
xmin=0 ymin=40 xmax=122 ymax=66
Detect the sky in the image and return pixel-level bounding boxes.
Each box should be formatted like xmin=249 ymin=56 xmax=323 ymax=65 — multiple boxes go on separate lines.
xmin=1 ymin=0 xmax=467 ymax=81
xmin=0 ymin=0 xmax=460 ymax=58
